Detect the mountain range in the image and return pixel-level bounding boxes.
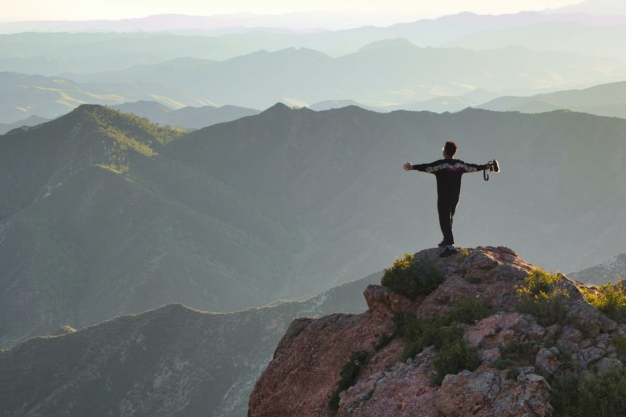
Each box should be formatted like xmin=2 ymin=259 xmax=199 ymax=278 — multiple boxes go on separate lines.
xmin=2 ymin=104 xmax=626 ymax=350
xmin=3 ymin=40 xmax=625 ymax=124
xmin=2 ymin=10 xmax=626 ymax=75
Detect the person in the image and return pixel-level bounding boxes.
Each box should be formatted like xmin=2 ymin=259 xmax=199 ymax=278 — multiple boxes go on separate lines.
xmin=403 ymin=141 xmax=493 ymax=258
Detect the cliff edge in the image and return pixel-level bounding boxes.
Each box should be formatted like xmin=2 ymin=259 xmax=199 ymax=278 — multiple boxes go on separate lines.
xmin=249 ymin=246 xmax=626 ymax=417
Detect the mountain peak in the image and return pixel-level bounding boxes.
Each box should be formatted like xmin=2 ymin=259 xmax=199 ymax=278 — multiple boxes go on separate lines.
xmin=358 ymin=37 xmax=418 ymax=53
xmin=250 ymin=246 xmax=624 ymax=417
xmin=260 ymin=102 xmax=293 ymax=115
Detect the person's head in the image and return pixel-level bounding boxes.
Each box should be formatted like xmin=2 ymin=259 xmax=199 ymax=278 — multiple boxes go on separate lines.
xmin=442 ymin=141 xmax=457 ymax=159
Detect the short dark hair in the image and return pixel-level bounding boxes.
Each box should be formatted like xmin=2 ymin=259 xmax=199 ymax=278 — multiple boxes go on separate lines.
xmin=443 ymin=141 xmax=457 ymax=157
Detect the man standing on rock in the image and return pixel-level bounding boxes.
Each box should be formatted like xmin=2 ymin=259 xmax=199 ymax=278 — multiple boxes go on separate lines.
xmin=404 ymin=141 xmax=492 ymax=258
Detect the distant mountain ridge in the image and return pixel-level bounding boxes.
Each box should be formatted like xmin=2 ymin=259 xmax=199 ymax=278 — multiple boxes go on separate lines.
xmin=4 ymin=41 xmax=625 ymax=124
xmin=2 ymin=11 xmax=626 ymax=74
xmin=547 ymin=0 xmax=626 ymax=15
xmin=477 ymin=81 xmax=626 ymax=119
xmin=0 ymin=114 xmax=49 ymax=135
xmin=569 ymin=253 xmax=626 ymax=285
xmin=111 ymin=101 xmax=261 ymax=129
xmin=443 ymin=21 xmax=626 ymax=60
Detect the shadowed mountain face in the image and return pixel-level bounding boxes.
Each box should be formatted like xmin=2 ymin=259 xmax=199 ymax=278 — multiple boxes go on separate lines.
xmin=1 ymin=104 xmax=626 ymax=348
xmin=0 ymin=270 xmax=379 ymax=417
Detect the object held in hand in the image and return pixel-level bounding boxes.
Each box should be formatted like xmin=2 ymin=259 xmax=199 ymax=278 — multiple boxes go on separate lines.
xmin=483 ymin=159 xmax=500 ymax=181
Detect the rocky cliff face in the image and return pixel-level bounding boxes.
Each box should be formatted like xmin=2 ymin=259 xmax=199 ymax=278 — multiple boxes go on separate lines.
xmin=249 ymin=247 xmax=626 ymax=417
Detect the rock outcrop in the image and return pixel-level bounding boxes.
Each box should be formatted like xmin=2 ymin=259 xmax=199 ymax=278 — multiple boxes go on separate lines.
xmin=249 ymin=246 xmax=626 ymax=417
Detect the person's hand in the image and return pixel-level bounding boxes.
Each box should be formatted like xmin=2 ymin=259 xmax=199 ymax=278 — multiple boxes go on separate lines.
xmin=403 ymin=162 xmax=413 ymax=171
xmin=486 ymin=162 xmax=493 ymax=170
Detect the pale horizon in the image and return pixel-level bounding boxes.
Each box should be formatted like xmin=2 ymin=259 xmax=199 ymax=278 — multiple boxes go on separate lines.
xmin=0 ymin=0 xmax=589 ymax=28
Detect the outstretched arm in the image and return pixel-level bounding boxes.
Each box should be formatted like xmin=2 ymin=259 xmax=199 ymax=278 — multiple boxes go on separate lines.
xmin=464 ymin=162 xmax=491 ymax=172
xmin=404 ymin=162 xmax=435 ymax=172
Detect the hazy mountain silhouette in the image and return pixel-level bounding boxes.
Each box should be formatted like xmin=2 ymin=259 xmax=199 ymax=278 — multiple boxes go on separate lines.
xmin=112 ymin=101 xmax=261 ymax=129
xmin=0 ymin=71 xmax=216 ymax=124
xmin=307 ymin=100 xmax=379 ymax=112
xmin=444 ymin=21 xmax=626 ymax=60
xmin=8 ymin=42 xmax=626 ymax=124
xmin=0 ymin=53 xmax=165 ymax=77
xmin=60 ymin=42 xmax=626 ymax=111
xmin=478 ymin=81 xmax=626 ymax=118
xmin=547 ymin=0 xmax=626 ymax=15
xmin=2 ymin=104 xmax=626 ymax=349
xmin=0 ymin=114 xmax=49 ymax=135
xmin=3 ymin=11 xmax=626 ymax=75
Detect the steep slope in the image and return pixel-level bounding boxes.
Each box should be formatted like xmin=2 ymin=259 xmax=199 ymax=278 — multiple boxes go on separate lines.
xmin=0 ymin=271 xmax=380 ymax=417
xmin=0 ymin=105 xmax=308 ymax=346
xmin=250 ymin=247 xmax=626 ymax=417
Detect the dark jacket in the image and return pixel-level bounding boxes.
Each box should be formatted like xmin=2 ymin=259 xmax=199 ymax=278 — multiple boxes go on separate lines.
xmin=412 ymin=159 xmax=486 ymax=204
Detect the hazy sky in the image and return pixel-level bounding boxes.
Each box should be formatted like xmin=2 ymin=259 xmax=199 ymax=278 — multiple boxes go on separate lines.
xmin=2 ymin=0 xmax=587 ymax=23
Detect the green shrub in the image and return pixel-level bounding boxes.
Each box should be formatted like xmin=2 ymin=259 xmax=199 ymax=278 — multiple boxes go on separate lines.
xmin=499 ymin=341 xmax=535 ymax=366
xmin=373 ymin=333 xmax=393 ymax=351
xmin=447 ymin=297 xmax=490 ymax=324
xmin=493 ymin=340 xmax=535 ymax=374
xmin=329 ymin=350 xmax=369 ymax=411
xmin=611 ymin=335 xmax=626 ymax=361
xmin=583 ymin=282 xmax=626 ymax=322
xmin=397 ymin=316 xmax=458 ymax=362
xmin=515 ymin=269 xmax=569 ymax=326
xmin=431 ymin=339 xmax=480 ymax=385
xmin=393 ymin=313 xmax=480 ymax=385
xmin=552 ymin=368 xmax=626 ymax=417
xmin=381 ymin=254 xmax=443 ymax=298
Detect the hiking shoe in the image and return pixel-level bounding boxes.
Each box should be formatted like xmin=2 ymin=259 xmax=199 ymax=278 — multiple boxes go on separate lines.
xmin=437 ymin=240 xmax=447 ymax=248
xmin=439 ymin=247 xmax=459 ymax=258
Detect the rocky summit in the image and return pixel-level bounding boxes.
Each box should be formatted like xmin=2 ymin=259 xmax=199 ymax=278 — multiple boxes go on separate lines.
xmin=249 ymin=246 xmax=626 ymax=417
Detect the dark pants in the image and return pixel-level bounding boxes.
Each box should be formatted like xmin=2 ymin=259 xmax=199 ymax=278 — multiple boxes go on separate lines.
xmin=438 ymin=199 xmax=458 ymax=245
